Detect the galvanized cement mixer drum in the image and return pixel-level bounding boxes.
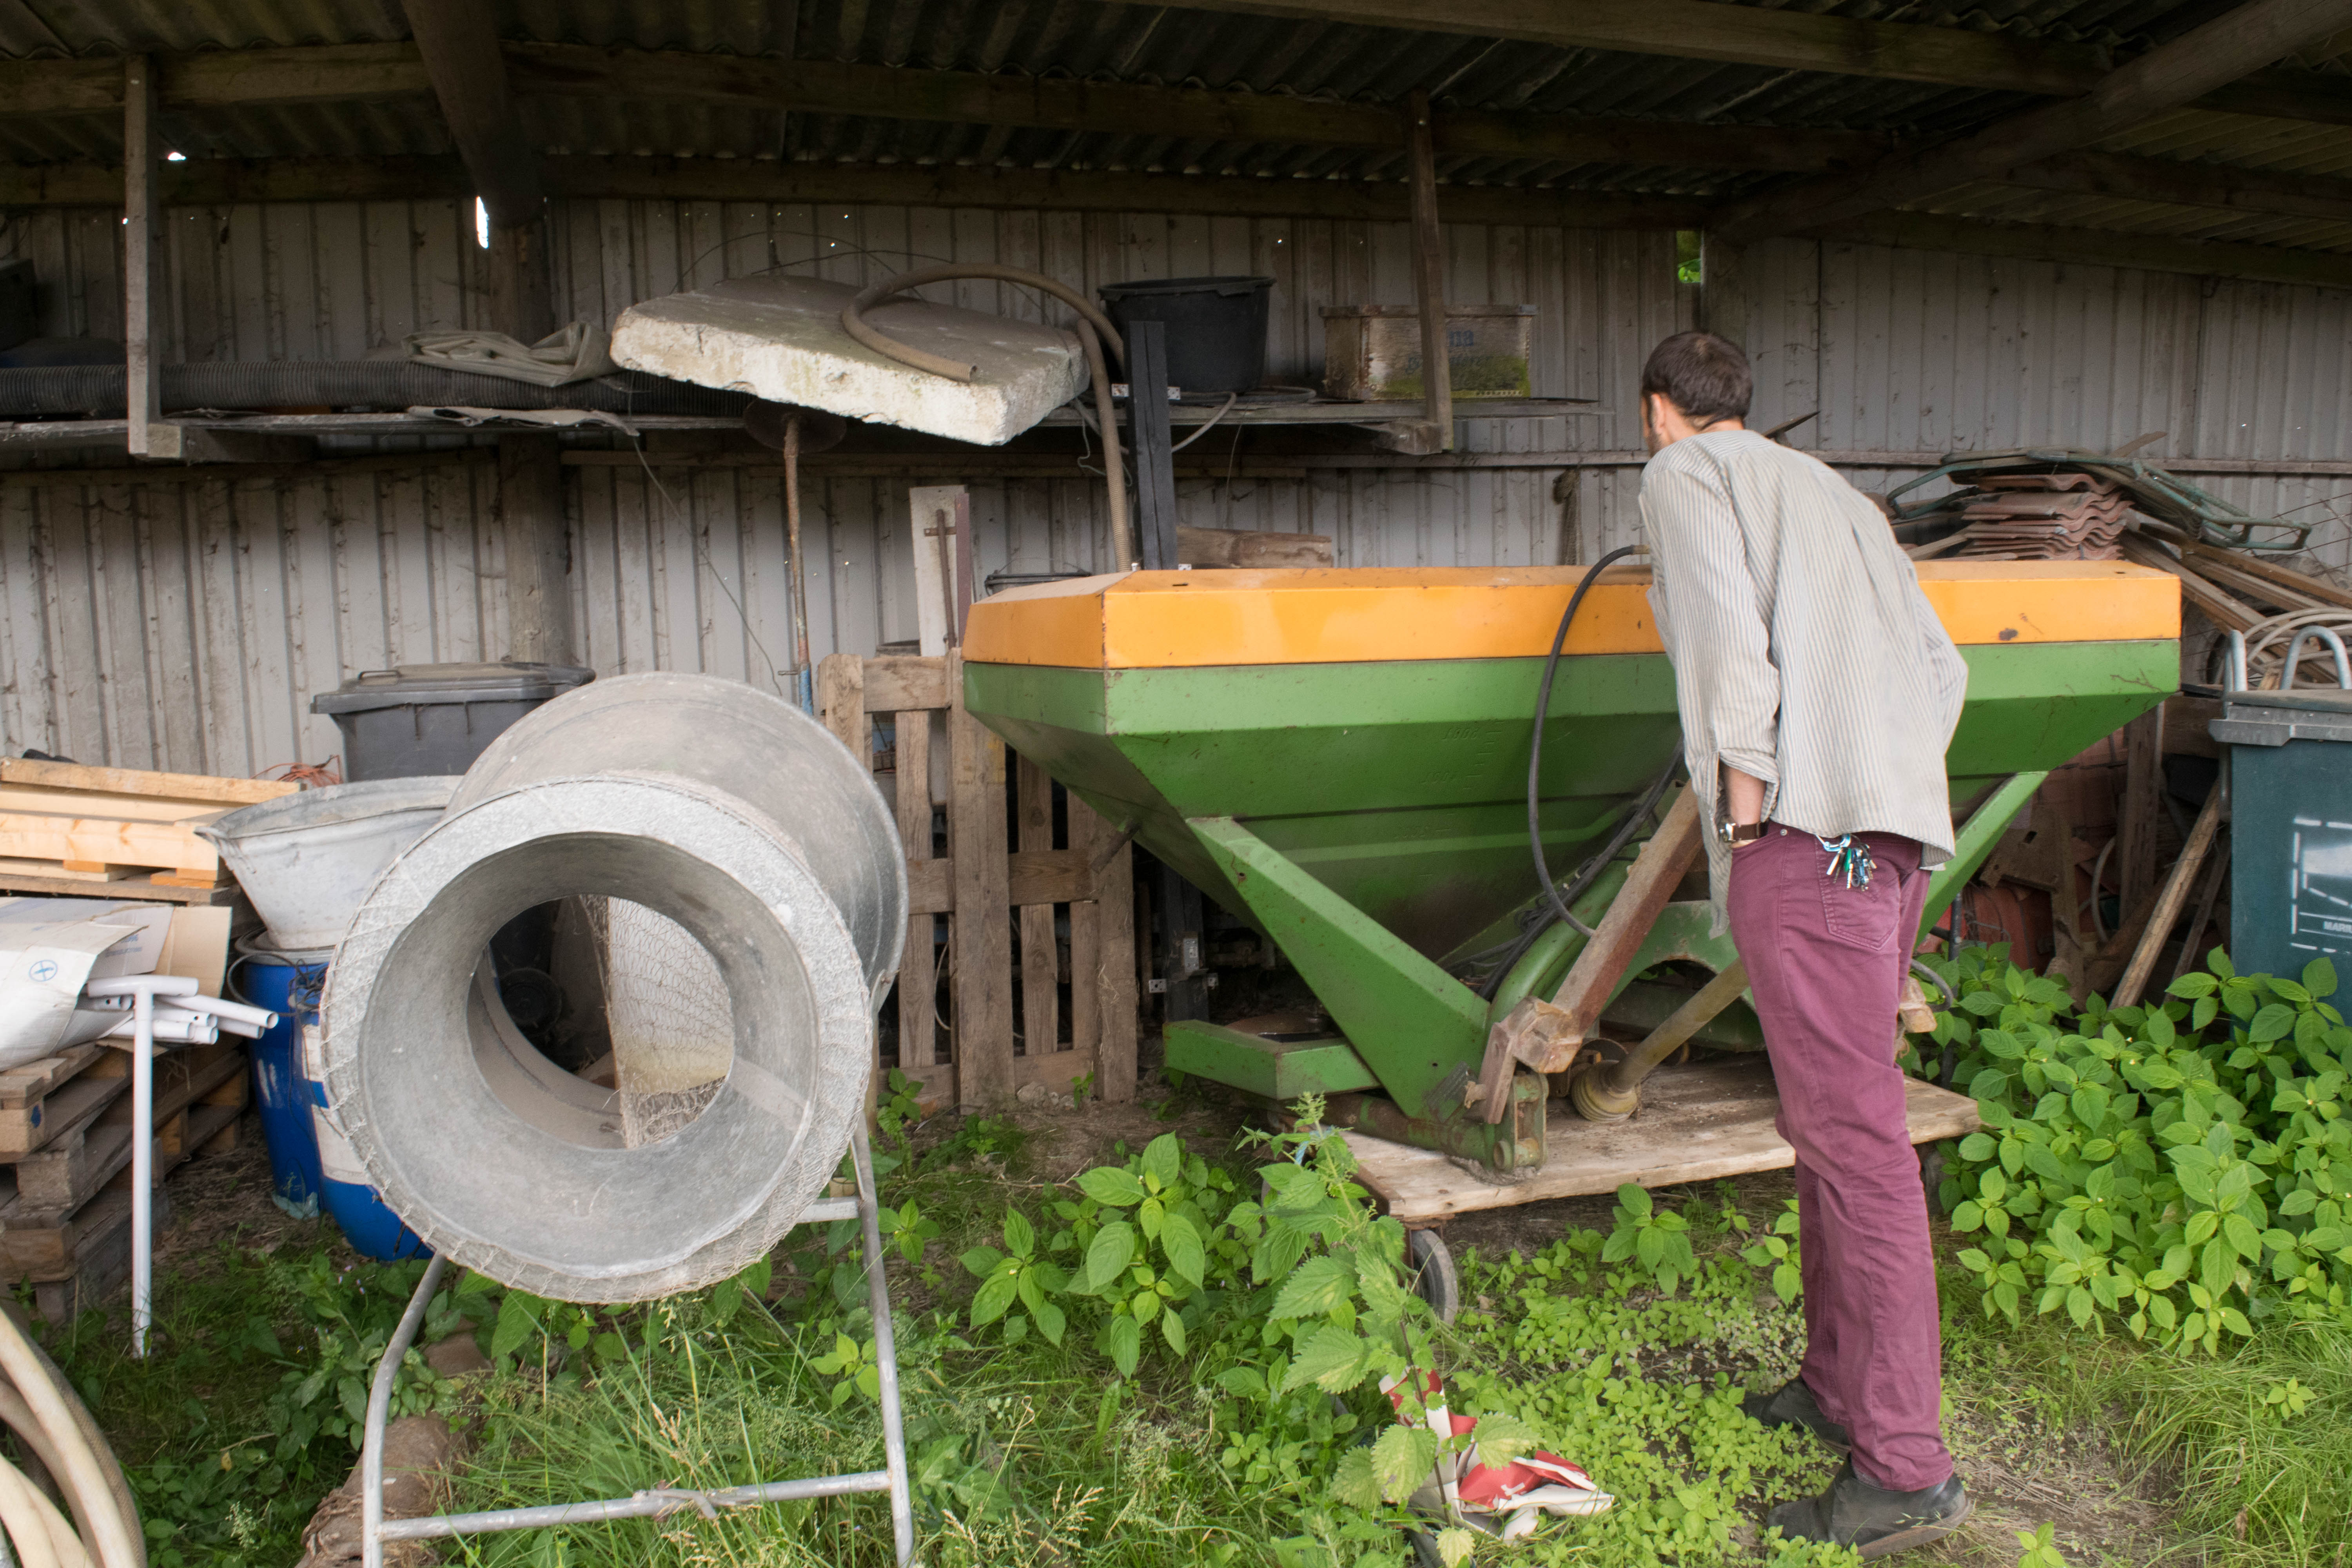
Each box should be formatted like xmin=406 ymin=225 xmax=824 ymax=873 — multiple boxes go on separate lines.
xmin=322 ymin=676 xmax=906 ymax=1301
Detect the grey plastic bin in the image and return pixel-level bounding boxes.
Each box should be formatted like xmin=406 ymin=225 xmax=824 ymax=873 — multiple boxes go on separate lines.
xmin=2211 ymin=685 xmax=2352 ymax=980
xmin=312 ymin=662 xmax=593 ymax=781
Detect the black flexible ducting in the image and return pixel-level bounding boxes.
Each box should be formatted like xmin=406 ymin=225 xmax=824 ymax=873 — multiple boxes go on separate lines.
xmin=1527 ymin=546 xmax=1650 ymax=939
xmin=0 ymin=363 xmax=754 ymax=419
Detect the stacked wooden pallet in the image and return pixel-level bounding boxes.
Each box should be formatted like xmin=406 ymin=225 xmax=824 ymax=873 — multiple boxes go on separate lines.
xmin=0 ymin=1038 xmax=250 ymax=1322
xmin=0 ymin=758 xmax=295 ymax=904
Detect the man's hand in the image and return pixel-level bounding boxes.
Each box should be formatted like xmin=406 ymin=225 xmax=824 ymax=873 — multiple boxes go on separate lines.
xmin=1725 ymin=766 xmax=1767 ymax=828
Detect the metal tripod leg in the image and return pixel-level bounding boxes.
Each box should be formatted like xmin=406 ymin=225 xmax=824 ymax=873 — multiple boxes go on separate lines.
xmin=359 ymin=1121 xmax=916 ymax=1567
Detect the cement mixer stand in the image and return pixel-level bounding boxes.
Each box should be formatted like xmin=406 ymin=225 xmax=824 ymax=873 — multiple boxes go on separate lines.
xmin=357 ymin=1122 xmax=916 ymax=1567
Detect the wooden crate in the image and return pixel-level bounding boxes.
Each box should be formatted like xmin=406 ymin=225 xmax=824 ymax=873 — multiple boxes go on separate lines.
xmin=818 ymin=652 xmax=1140 ymax=1108
xmin=0 ymin=758 xmax=295 ymax=893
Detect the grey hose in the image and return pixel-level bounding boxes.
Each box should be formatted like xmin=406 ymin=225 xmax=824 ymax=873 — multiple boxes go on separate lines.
xmin=0 ymin=1307 xmax=140 ymax=1568
xmin=842 ymin=263 xmax=1134 ymax=567
xmin=0 ymin=362 xmax=748 ymax=419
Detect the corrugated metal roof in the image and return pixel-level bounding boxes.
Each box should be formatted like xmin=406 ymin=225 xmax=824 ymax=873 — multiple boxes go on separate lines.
xmin=1 ymin=0 xmax=2349 ymax=252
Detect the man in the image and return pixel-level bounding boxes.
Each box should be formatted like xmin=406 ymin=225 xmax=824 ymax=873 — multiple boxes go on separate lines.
xmin=1636 ymin=330 xmax=1972 ymax=1558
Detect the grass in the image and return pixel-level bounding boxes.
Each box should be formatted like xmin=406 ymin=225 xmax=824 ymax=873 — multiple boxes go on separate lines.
xmin=33 ymin=1102 xmax=2352 ymax=1568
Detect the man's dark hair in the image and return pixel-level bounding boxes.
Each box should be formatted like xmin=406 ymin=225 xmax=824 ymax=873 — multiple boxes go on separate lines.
xmin=1640 ymin=331 xmax=1751 ymax=425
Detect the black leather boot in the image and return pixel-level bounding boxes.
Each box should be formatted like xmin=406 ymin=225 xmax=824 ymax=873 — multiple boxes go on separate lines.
xmin=1740 ymin=1376 xmax=1851 ymax=1452
xmin=1768 ymin=1460 xmax=1973 ymax=1559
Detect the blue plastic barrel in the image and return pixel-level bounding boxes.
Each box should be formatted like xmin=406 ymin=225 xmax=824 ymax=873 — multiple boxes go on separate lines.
xmin=300 ymin=1027 xmax=430 ymax=1263
xmin=230 ymin=958 xmax=327 ymax=1220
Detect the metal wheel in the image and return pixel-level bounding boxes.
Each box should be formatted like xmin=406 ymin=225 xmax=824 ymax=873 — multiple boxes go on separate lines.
xmin=1406 ymin=1228 xmax=1460 ymax=1323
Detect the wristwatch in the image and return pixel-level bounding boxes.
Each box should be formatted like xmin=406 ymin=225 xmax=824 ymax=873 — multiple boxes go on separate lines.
xmin=1717 ymin=818 xmax=1768 ymax=846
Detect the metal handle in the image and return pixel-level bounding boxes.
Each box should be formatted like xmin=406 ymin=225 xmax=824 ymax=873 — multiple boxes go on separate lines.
xmin=2281 ymin=626 xmax=2352 ymax=690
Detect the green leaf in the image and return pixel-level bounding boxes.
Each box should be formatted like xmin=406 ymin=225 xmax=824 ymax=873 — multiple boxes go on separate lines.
xmin=1467 ymin=1412 xmax=1540 ymax=1469
xmin=2223 ymin=1213 xmax=2264 ymax=1260
xmin=1106 ymin=1314 xmax=1141 ymax=1377
xmin=2071 ymin=1085 xmax=2111 ymax=1132
xmin=1034 ymin=1299 xmax=1067 ymax=1348
xmin=1268 ymin=1255 xmax=1354 ymax=1320
xmin=1218 ymin=1365 xmax=1268 ymax=1400
xmin=1076 ymin=1167 xmax=1148 ymax=1207
xmin=1615 ymin=1183 xmax=1653 ymax=1220
xmin=2168 ymin=973 xmax=2218 ymax=999
xmin=2250 ymin=1003 xmax=2297 ymax=1044
xmin=1435 ymin=1527 xmax=1477 ymax=1568
xmin=970 ymin=1270 xmax=1020 ymax=1327
xmin=1085 ymin=1221 xmax=1138 ymax=1292
xmin=1141 ymin=1133 xmax=1184 ymax=1190
xmin=1160 ymin=1210 xmax=1207 ymax=1289
xmin=2304 ymin=957 xmax=2339 ymax=1000
xmin=1372 ymin=1424 xmax=1439 ymax=1503
xmin=490 ymin=1293 xmax=543 ymax=1361
xmin=1003 ymin=1209 xmax=1035 ymax=1258
xmin=1282 ymin=1323 xmax=1369 ymax=1394
xmin=1160 ymin=1310 xmax=1188 ymax=1356
xmin=2219 ymin=1307 xmax=2254 ymax=1337
xmin=1330 ymin=1448 xmax=1385 ymax=1511
xmin=2194 ymin=996 xmax=2220 ymax=1032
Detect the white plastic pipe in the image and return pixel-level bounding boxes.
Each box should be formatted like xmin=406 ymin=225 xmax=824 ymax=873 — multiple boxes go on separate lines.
xmin=80 ymin=977 xmax=188 ymax=1358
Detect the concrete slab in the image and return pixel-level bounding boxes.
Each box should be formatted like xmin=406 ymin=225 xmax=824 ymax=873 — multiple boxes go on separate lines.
xmin=610 ymin=275 xmax=1087 ymax=446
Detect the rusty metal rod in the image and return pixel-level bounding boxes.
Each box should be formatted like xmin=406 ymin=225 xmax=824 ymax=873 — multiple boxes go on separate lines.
xmin=1570 ymin=958 xmax=1749 ymax=1123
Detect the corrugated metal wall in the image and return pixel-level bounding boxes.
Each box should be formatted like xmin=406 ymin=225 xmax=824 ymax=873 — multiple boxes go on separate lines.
xmin=4 ymin=197 xmax=2350 ymax=775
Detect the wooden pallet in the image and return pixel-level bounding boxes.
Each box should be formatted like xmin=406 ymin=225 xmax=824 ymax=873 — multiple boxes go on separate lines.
xmin=817 ymin=652 xmax=1140 ymax=1108
xmin=0 ymin=757 xmax=295 ymax=891
xmin=1342 ymin=1057 xmax=1983 ymax=1224
xmin=0 ymin=1040 xmax=243 ymax=1159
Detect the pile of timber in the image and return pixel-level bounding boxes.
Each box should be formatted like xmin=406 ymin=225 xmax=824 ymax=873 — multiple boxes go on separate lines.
xmin=2119 ymin=519 xmax=2352 ymax=687
xmin=0 ymin=1037 xmax=249 ymax=1322
xmin=0 ymin=759 xmax=296 ymax=904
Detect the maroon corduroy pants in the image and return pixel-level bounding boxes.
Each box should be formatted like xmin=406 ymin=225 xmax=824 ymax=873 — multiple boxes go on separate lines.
xmin=1727 ymin=824 xmax=1953 ymax=1493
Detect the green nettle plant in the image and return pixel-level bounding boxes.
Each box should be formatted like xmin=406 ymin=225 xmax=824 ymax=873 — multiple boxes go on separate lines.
xmin=1915 ymin=947 xmax=2352 ymax=1353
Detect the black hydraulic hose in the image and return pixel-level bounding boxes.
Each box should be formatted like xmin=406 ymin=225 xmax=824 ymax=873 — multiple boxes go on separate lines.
xmin=1528 ymin=546 xmax=1649 ymax=939
xmin=0 ymin=362 xmax=752 ymax=419
xmin=1477 ymin=751 xmax=1674 ymax=999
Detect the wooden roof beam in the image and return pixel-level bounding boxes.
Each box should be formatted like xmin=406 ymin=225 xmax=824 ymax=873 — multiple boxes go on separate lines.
xmin=2002 ymin=148 xmax=2352 ymax=224
xmin=400 ymin=3 xmax=539 ymax=229
xmin=1819 ymin=210 xmax=2352 ymax=289
xmin=1715 ymin=0 xmax=2352 ymax=241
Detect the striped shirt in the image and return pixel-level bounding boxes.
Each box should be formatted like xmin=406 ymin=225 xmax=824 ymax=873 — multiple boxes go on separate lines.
xmin=1639 ymin=429 xmax=1968 ymax=933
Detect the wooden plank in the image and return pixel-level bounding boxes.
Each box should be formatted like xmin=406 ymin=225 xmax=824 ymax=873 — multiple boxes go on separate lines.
xmin=0 ymin=858 xmax=132 ymax=882
xmin=909 ymin=489 xmax=963 ymax=658
xmin=0 ymin=785 xmax=261 ymax=823
xmin=1073 ymin=793 xmax=1139 ymax=1104
xmin=863 ymin=656 xmax=951 ymax=715
xmin=1821 ymin=209 xmax=2352 ymax=294
xmin=1176 ymin=526 xmax=1334 ymax=568
xmin=2117 ymin=708 xmax=2165 ymax=921
xmin=0 ymin=1047 xmax=107 ymax=1111
xmin=1343 ymin=1058 xmax=1982 ymax=1223
xmin=895 ymin=708 xmax=938 ymax=1075
xmin=0 ymin=1071 xmax=127 ymax=1160
xmin=0 ymin=759 xmax=293 ymax=807
xmin=2176 ymin=535 xmax=2352 ymax=614
xmin=1544 ymin=787 xmax=1703 ymax=1057
xmin=0 ymin=867 xmax=237 ymax=906
xmin=906 ymin=849 xmax=1095 ymax=915
xmin=402 ymin=0 xmax=541 ymax=227
xmin=1720 ymin=0 xmax=2352 ymax=240
xmin=1017 ymin=755 xmax=1062 ymax=1062
xmin=2114 ymin=775 xmax=2228 ymax=1009
xmin=1404 ymin=89 xmax=1454 ymax=456
xmin=0 ymin=809 xmax=223 ymax=875
xmin=1138 ymin=0 xmax=2112 ymax=96
xmin=947 ymin=652 xmax=1014 ymax=1109
xmin=124 ymin=56 xmax=166 ymax=461
xmin=2119 ymin=535 xmax=2264 ymax=631
xmin=815 ymin=653 xmax=867 ymax=759
xmin=499 ymin=435 xmax=573 ymax=664
xmin=2006 ymin=148 xmax=2352 ymax=226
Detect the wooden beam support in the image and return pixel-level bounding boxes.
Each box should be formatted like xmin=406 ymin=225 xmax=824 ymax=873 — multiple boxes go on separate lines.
xmin=496 ymin=434 xmax=573 ymax=666
xmin=122 ymin=58 xmax=167 ymax=462
xmin=2000 ymin=148 xmax=2352 ymax=224
xmin=1719 ymin=0 xmax=2352 ymax=241
xmin=1119 ymin=0 xmax=2116 ymax=95
xmin=1699 ymin=232 xmax=1749 ymax=347
xmin=1816 ymin=211 xmax=2352 ymax=291
xmin=0 ymin=154 xmax=1704 ymax=230
xmin=1404 ymin=91 xmax=1454 ymax=456
xmin=401 ymin=3 xmax=541 ymax=229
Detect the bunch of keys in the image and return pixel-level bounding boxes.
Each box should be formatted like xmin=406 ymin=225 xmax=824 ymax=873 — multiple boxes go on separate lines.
xmin=1817 ymin=834 xmax=1875 ymax=889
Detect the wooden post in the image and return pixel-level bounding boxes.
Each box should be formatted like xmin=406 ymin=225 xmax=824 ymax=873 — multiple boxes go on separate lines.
xmin=123 ymin=57 xmax=174 ymax=461
xmin=2117 ymin=708 xmax=2165 ymax=919
xmin=2114 ymin=765 xmax=2226 ymax=1009
xmin=1403 ymin=88 xmax=1454 ymax=455
xmin=497 ymin=434 xmax=572 ymax=664
xmin=1543 ymin=786 xmax=1704 ymax=1058
xmin=893 ymin=697 xmax=940 ymax=1099
xmin=947 ymin=651 xmax=1013 ymax=1107
xmin=1016 ymin=754 xmax=1060 ymax=1062
xmin=1070 ymin=794 xmax=1139 ymax=1103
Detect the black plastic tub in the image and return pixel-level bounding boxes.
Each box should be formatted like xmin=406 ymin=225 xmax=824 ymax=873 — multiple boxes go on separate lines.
xmin=1097 ymin=276 xmax=1274 ymax=396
